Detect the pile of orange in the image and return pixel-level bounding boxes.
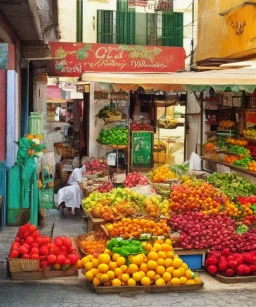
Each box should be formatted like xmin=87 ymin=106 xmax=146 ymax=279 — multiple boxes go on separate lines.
xmin=223 ymin=155 xmax=241 ymax=164
xmin=151 ymin=165 xmax=176 ymax=183
xmin=248 ymin=161 xmax=256 ymax=172
xmin=82 ymin=239 xmax=202 ymax=287
xmin=169 ymin=180 xmax=226 ymax=214
xmin=81 ymin=239 xmax=107 ymax=254
xmin=105 ymin=218 xmax=171 ymax=238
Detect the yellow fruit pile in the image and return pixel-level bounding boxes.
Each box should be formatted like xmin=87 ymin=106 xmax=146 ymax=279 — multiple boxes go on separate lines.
xmin=151 ymin=165 xmax=176 ymax=183
xmin=82 ymin=239 xmax=202 ymax=287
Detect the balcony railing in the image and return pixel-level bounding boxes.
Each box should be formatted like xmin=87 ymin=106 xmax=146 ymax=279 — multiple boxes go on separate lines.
xmin=97 ymin=10 xmax=183 ymax=47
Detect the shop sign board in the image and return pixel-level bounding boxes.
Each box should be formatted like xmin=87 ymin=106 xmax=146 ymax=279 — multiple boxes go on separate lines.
xmin=76 ymin=84 xmax=90 ymax=93
xmin=48 ymin=42 xmax=185 ymax=77
xmin=154 ymin=0 xmax=173 ymax=11
xmin=132 ymin=131 xmax=153 ymax=168
xmin=128 ymin=0 xmax=147 ymax=7
xmin=46 ymin=86 xmax=62 ymax=99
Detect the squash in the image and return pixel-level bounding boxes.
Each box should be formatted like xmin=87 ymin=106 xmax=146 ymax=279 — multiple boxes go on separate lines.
xmin=26 ymin=134 xmax=34 ymax=140
xmin=38 ymin=179 xmax=43 ymax=189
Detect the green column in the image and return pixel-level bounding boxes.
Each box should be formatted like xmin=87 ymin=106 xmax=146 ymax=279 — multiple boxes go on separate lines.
xmin=76 ymin=0 xmax=83 ymax=42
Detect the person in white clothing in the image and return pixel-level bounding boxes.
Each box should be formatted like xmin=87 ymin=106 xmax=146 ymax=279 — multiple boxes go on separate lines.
xmin=57 ymin=165 xmax=85 ymax=216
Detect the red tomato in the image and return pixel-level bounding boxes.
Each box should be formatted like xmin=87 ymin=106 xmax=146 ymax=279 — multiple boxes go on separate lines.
xmin=31 ymin=254 xmax=40 ymax=260
xmin=54 ymin=237 xmax=63 ymax=247
xmin=19 ymin=246 xmax=29 ymax=255
xmin=67 ymin=253 xmax=79 ymax=266
xmin=31 ymin=247 xmax=39 ymax=255
xmin=32 ymin=230 xmax=40 ymax=239
xmin=62 ymin=237 xmax=72 ymax=250
xmin=29 ymin=225 xmax=37 ymax=233
xmin=9 ymin=250 xmax=19 ymax=258
xmin=22 ymin=254 xmax=30 ymax=259
xmin=25 ymin=236 xmax=34 ymax=246
xmin=39 ymin=245 xmax=49 ymax=256
xmin=23 ymin=231 xmax=30 ymax=239
xmin=56 ymin=255 xmax=66 ymax=265
xmin=47 ymin=254 xmax=57 ymax=265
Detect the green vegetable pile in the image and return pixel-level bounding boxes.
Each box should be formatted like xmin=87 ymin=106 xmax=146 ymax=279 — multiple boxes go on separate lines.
xmin=228 ymin=145 xmax=250 ymax=156
xmin=106 ymin=238 xmax=145 ymax=257
xmin=233 ymin=157 xmax=252 ymax=168
xmin=208 ymin=173 xmax=256 ymax=200
xmin=98 ymin=126 xmax=128 ymax=145
xmin=217 ymin=137 xmax=227 ymax=149
xmin=170 ymin=162 xmax=189 ymax=174
xmin=236 ymin=224 xmax=249 ymax=235
xmin=251 ymin=204 xmax=256 ymax=214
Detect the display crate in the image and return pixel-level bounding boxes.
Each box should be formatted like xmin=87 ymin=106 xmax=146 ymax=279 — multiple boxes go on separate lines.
xmin=174 ymin=249 xmax=207 ymax=270
xmin=86 ymin=280 xmax=204 ymax=293
xmin=39 ymin=188 xmax=54 ymax=209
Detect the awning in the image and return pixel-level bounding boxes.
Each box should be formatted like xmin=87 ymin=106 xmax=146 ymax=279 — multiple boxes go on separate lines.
xmin=82 ymin=67 xmax=256 ymax=93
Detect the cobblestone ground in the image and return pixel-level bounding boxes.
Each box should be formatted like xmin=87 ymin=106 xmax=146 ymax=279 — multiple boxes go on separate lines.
xmin=0 ymin=280 xmax=256 ymax=307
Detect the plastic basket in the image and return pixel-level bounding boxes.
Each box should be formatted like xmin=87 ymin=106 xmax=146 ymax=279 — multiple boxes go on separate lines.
xmin=39 ymin=188 xmax=54 ymax=209
xmin=8 ymin=258 xmax=40 ymax=272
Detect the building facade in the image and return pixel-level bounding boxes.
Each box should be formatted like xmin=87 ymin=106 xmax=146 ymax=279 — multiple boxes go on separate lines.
xmin=195 ymin=0 xmax=256 ymax=64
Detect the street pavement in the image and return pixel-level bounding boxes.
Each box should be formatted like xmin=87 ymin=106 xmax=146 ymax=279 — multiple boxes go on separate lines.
xmin=0 ymin=278 xmax=256 ymax=307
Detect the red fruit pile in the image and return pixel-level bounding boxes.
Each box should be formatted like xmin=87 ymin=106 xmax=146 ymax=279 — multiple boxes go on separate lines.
xmin=131 ymin=122 xmax=154 ymax=131
xmin=84 ymin=159 xmax=107 ymax=175
xmin=170 ymin=212 xmax=256 ymax=252
xmin=238 ymin=196 xmax=256 ymax=204
xmin=205 ymin=250 xmax=256 ymax=277
xmin=123 ymin=173 xmax=148 ymax=188
xmin=9 ymin=223 xmax=79 ymax=271
xmin=98 ymin=181 xmax=114 ymax=193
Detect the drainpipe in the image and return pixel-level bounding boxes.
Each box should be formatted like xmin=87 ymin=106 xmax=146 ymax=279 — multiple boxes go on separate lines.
xmin=76 ymin=0 xmax=83 ymax=42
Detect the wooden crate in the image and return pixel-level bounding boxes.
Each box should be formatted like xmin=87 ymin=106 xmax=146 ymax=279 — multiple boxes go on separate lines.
xmin=84 ymin=210 xmax=109 ymax=232
xmin=11 ymin=269 xmax=78 ymax=280
xmin=215 ymin=274 xmax=256 ymax=284
xmin=11 ymin=268 xmax=78 ymax=280
xmin=86 ymin=280 xmax=204 ymax=293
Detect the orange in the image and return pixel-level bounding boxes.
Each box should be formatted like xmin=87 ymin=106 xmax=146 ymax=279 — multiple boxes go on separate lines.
xmin=154 ymin=274 xmax=161 ymax=282
xmin=166 ymin=251 xmax=174 ymax=259
xmin=120 ymin=264 xmax=128 ymax=273
xmin=186 ymin=279 xmax=195 ymax=285
xmin=148 ymin=252 xmax=158 ymax=261
xmin=84 ymin=262 xmax=93 ymax=272
xmin=96 ymin=273 xmax=102 ymax=280
xmin=147 ymin=260 xmax=158 ymax=271
xmin=98 ymin=264 xmax=108 ymax=274
xmin=103 ymin=249 xmax=112 ymax=256
xmin=86 ymin=255 xmax=94 ymax=261
xmin=107 ymin=270 xmax=115 ymax=280
xmin=114 ymin=268 xmax=123 ymax=277
xmin=121 ymin=273 xmax=130 ymax=282
xmin=131 ymin=255 xmax=143 ymax=266
xmin=180 ymin=276 xmax=188 ymax=285
xmin=182 ymin=263 xmax=188 ymax=271
xmin=76 ymin=260 xmax=82 ymax=269
xmin=90 ymin=268 xmax=99 ymax=276
xmin=162 ymin=272 xmax=172 ymax=283
xmin=157 ymin=258 xmax=165 ymax=266
xmin=155 ymin=278 xmax=166 ymax=286
xmin=117 ymin=257 xmax=126 ymax=267
xmin=179 ymin=267 xmax=185 ymax=276
xmin=98 ymin=254 xmax=111 ymax=265
xmin=129 ymin=264 xmax=139 ymax=274
xmin=92 ymin=259 xmax=99 ymax=268
xmin=194 ymin=277 xmax=202 ymax=284
xmin=146 ymin=243 xmax=152 ymax=252
xmin=81 ymin=257 xmax=90 ymax=266
xmin=164 ymin=258 xmax=173 ymax=268
xmin=140 ymin=263 xmax=148 ymax=273
xmin=112 ymin=253 xmax=121 ymax=261
xmin=141 ymin=277 xmax=151 ymax=286
xmin=146 ymin=270 xmax=156 ymax=280
xmin=93 ymin=277 xmax=101 ymax=287
xmin=166 ymin=266 xmax=174 ymax=274
xmin=172 ymin=258 xmax=183 ymax=269
xmin=112 ymin=279 xmax=122 ymax=286
xmin=173 ymin=269 xmax=182 ymax=278
xmin=133 ymin=272 xmax=142 ymax=282
xmin=127 ymin=278 xmax=136 ymax=286
xmin=85 ymin=271 xmax=94 ymax=282
xmin=156 ymin=266 xmax=165 ymax=276
xmin=109 ymin=261 xmax=117 ymax=271
xmin=154 ymin=243 xmax=163 ymax=252
xmin=165 ymin=239 xmax=172 ymax=245
xmin=101 ymin=274 xmax=109 ymax=283
xmin=185 ymin=269 xmax=193 ymax=280
xmin=170 ymin=277 xmax=181 ymax=286
xmin=158 ymin=251 xmax=167 ymax=259
xmin=139 ymin=271 xmax=145 ymax=278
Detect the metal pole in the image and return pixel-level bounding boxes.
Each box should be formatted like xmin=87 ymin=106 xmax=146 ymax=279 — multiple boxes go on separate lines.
xmin=190 ymin=0 xmax=195 ymax=68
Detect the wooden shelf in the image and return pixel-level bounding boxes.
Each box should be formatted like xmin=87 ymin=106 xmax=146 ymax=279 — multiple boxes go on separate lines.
xmin=202 ymin=157 xmax=256 ymax=177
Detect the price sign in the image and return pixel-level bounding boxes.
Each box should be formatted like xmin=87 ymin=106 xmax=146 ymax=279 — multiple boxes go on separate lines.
xmin=132 ymin=131 xmax=153 ymax=168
